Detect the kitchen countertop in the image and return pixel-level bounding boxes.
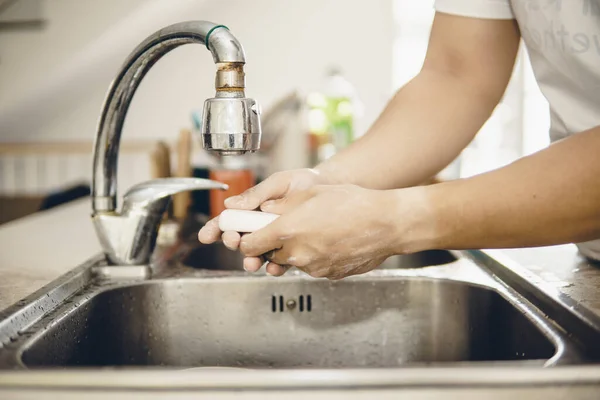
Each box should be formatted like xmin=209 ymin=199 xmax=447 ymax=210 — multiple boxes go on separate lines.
xmin=496 ymin=245 xmax=600 ymax=316
xmin=0 ymin=199 xmax=100 ymax=310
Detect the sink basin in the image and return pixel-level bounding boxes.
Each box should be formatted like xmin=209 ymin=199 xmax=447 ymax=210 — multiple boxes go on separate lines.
xmin=20 ymin=277 xmax=557 ymax=368
xmin=181 ymin=243 xmax=457 ymax=271
xmin=379 ymin=250 xmax=456 ymax=269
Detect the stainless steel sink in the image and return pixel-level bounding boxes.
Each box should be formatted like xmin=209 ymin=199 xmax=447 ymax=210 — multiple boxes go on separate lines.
xmin=18 ymin=277 xmax=557 ymax=368
xmin=2 ymin=239 xmax=599 ymax=371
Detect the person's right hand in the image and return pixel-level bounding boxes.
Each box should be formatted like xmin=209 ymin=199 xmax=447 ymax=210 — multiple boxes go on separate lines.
xmin=198 ymin=168 xmax=325 ymax=274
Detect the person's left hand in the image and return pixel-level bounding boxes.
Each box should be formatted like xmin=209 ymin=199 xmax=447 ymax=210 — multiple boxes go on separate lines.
xmin=239 ymin=184 xmax=414 ymax=280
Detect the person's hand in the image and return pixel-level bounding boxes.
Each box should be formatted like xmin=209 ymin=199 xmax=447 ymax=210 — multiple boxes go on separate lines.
xmin=198 ymin=168 xmax=325 ymax=274
xmin=238 ymin=184 xmax=426 ymax=280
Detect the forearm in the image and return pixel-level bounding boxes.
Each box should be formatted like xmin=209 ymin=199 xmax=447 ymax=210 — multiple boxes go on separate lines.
xmin=315 ymin=70 xmax=498 ymax=189
xmin=408 ymin=126 xmax=600 ymax=251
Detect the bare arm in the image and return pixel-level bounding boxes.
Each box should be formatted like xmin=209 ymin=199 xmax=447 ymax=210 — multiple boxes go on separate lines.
xmin=414 ymin=126 xmax=600 ymax=251
xmin=316 ymin=12 xmax=521 ymax=189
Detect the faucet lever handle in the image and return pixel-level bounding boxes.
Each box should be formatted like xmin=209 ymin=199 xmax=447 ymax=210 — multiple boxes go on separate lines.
xmin=121 ymin=177 xmax=228 ymax=213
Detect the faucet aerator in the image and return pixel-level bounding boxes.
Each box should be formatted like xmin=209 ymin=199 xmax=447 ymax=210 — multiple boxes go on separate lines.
xmin=201 ymin=97 xmax=261 ymax=154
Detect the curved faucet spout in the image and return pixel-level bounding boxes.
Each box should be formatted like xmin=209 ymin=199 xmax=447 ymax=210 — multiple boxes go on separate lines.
xmin=92 ymin=21 xmax=260 ymax=214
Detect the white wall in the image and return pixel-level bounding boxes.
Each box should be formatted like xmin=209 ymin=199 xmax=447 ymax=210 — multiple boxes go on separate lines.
xmin=0 ymin=0 xmax=395 ymax=143
xmin=0 ymin=0 xmax=148 ymax=102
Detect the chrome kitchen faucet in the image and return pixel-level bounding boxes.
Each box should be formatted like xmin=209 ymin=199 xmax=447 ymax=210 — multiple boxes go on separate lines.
xmin=91 ymin=21 xmax=262 ymax=265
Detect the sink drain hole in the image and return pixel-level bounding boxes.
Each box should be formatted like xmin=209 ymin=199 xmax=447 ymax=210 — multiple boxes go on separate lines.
xmin=270 ymin=295 xmax=284 ymax=312
xmin=299 ymin=295 xmax=304 ymax=312
xmin=307 ymin=294 xmax=312 ymax=311
xmin=271 ymin=295 xmax=285 ymax=312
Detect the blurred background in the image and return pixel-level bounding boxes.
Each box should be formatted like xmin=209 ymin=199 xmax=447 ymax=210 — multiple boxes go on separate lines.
xmin=0 ymin=0 xmax=550 ymax=223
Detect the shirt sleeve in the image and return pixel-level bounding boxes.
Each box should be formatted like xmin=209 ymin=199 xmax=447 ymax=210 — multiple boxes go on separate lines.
xmin=435 ymin=0 xmax=515 ymax=19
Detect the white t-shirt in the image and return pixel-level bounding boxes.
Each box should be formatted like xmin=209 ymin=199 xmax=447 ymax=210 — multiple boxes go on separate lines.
xmin=435 ymin=0 xmax=600 ymax=260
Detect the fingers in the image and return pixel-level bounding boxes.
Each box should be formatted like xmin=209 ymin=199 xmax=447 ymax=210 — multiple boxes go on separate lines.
xmin=221 ymin=231 xmax=241 ymax=250
xmin=243 ymin=257 xmax=264 ymax=272
xmin=239 ymin=222 xmax=284 ymax=257
xmin=198 ymin=217 xmax=221 ymax=244
xmin=224 ymin=173 xmax=288 ymax=211
xmin=198 ymin=217 xmax=242 ymax=249
xmin=262 ymin=246 xmax=294 ymax=266
xmin=242 ymin=257 xmax=289 ymax=277
xmin=260 ymin=188 xmax=317 ymax=214
xmin=265 ymin=262 xmax=288 ymax=276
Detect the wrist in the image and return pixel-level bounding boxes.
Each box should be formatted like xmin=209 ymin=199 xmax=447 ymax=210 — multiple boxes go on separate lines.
xmin=383 ymin=186 xmax=442 ymax=254
xmin=313 ymin=160 xmax=351 ymax=185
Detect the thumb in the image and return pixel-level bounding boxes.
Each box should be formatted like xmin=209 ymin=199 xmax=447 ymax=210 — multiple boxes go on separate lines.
xmin=224 ymin=174 xmax=288 ymax=210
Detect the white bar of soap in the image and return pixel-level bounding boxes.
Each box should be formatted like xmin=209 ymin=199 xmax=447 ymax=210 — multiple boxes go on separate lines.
xmin=218 ymin=209 xmax=280 ymax=233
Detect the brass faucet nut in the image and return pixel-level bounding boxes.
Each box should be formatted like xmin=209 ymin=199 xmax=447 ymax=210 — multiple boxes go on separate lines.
xmin=215 ymin=63 xmax=245 ymax=90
